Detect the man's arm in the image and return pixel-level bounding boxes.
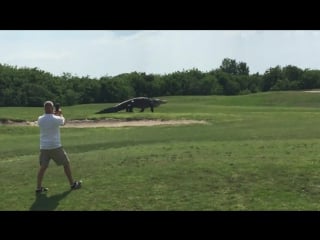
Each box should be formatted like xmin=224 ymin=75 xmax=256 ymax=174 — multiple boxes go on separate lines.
xmin=54 ymin=109 xmax=65 ymax=125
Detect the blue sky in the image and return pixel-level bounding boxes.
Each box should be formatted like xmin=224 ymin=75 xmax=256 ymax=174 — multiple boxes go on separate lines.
xmin=0 ymin=30 xmax=319 ymax=78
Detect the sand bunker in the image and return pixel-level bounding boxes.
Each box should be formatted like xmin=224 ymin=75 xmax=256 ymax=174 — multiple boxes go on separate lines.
xmin=304 ymin=90 xmax=320 ymax=93
xmin=1 ymin=119 xmax=207 ymax=128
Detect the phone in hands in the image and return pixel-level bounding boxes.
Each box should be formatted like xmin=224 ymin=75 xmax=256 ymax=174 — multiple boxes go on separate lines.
xmin=54 ymin=103 xmax=62 ymax=116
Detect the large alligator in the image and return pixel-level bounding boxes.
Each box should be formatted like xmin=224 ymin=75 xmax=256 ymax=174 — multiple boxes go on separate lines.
xmin=96 ymin=97 xmax=167 ymax=114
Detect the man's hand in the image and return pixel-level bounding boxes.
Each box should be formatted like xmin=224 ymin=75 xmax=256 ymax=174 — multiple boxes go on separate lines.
xmin=54 ymin=109 xmax=62 ymax=116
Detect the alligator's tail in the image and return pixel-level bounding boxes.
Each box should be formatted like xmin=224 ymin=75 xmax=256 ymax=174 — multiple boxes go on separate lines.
xmin=96 ymin=107 xmax=118 ymax=114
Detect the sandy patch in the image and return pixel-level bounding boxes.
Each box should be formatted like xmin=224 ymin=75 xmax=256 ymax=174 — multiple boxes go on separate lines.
xmin=64 ymin=119 xmax=207 ymax=128
xmin=303 ymin=90 xmax=320 ymax=93
xmin=1 ymin=119 xmax=207 ymax=128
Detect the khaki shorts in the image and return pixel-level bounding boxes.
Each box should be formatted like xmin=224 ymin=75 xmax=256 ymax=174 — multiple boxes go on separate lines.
xmin=39 ymin=147 xmax=70 ymax=167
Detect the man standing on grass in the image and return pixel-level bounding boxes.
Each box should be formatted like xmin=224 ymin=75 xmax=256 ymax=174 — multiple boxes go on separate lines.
xmin=36 ymin=100 xmax=82 ymax=193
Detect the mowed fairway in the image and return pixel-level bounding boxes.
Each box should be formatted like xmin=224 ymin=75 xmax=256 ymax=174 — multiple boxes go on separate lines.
xmin=2 ymin=91 xmax=320 ymax=210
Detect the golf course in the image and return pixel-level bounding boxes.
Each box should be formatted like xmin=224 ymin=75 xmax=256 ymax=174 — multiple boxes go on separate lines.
xmin=2 ymin=91 xmax=320 ymax=210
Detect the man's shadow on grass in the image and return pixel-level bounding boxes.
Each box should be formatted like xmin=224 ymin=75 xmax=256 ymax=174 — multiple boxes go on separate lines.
xmin=29 ymin=190 xmax=71 ymax=211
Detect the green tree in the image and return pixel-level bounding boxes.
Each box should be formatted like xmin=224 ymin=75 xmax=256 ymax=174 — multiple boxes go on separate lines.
xmin=237 ymin=62 xmax=249 ymax=75
xmin=220 ymin=58 xmax=238 ymax=75
xmin=282 ymin=65 xmax=303 ymax=89
xmin=301 ymin=70 xmax=320 ymax=89
xmin=262 ymin=66 xmax=283 ymax=91
xmin=23 ymin=83 xmax=54 ymax=106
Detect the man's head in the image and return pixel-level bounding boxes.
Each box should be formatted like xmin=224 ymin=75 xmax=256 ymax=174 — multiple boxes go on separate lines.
xmin=43 ymin=101 xmax=54 ymax=114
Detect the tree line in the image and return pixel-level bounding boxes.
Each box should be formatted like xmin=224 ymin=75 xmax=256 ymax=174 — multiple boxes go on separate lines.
xmin=1 ymin=58 xmax=320 ymax=107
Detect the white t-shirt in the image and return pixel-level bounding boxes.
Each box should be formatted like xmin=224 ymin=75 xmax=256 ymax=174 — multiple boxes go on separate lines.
xmin=38 ymin=114 xmax=65 ymax=149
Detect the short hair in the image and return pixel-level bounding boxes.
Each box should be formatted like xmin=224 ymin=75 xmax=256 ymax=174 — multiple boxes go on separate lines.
xmin=44 ymin=101 xmax=54 ymax=107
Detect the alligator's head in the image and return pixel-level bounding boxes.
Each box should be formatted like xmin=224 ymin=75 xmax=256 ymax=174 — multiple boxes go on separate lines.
xmin=151 ymin=98 xmax=167 ymax=107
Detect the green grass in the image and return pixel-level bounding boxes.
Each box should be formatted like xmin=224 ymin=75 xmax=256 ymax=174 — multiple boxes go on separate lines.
xmin=2 ymin=91 xmax=320 ymax=210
